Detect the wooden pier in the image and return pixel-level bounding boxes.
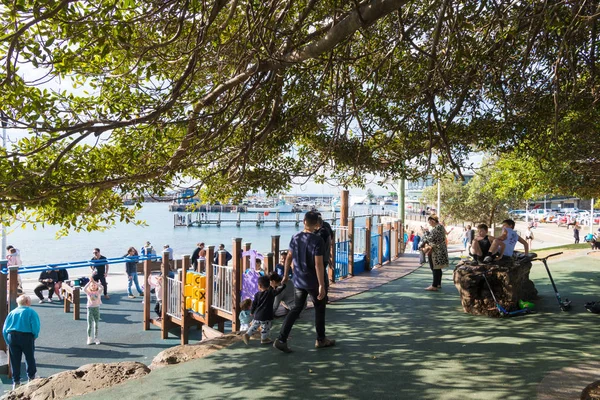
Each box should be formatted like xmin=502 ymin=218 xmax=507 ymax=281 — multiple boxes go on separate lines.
xmin=173 ymin=210 xmax=398 ymax=227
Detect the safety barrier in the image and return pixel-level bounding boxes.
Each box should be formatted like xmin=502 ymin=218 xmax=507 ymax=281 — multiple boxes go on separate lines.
xmin=166 ymin=277 xmax=182 ymax=319
xmin=212 ymin=263 xmax=233 ymax=314
xmin=335 ymin=240 xmax=350 ymax=280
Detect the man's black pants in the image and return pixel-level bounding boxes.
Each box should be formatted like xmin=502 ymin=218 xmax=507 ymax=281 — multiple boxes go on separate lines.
xmin=278 ymin=287 xmax=326 ymax=343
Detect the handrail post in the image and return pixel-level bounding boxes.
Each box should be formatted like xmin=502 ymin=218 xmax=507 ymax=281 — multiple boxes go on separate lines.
xmin=266 ymin=252 xmax=274 ymax=275
xmin=143 ymin=257 xmax=151 ymax=330
xmin=232 ymin=238 xmax=242 ymax=332
xmin=271 ymin=235 xmax=280 ymax=270
xmin=400 ymin=221 xmax=405 ymax=255
xmin=181 ymin=254 xmax=190 ymax=345
xmin=329 ymin=231 xmax=336 ymax=284
xmin=378 ymin=224 xmax=384 ymax=267
xmin=0 ymin=261 xmax=7 ymax=351
xmin=8 ymin=266 xmax=18 ymax=311
xmin=365 ymin=216 xmax=372 ymax=271
xmin=160 ymin=251 xmax=169 ymax=339
xmin=206 ymin=246 xmax=215 ymax=328
xmin=348 ymin=217 xmax=355 ymax=276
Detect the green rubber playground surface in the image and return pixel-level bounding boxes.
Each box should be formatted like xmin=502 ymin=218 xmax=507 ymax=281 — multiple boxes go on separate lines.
xmin=80 ymin=254 xmax=600 ymax=400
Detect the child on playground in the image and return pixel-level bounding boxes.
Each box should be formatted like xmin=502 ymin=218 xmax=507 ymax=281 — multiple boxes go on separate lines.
xmin=412 ymin=232 xmax=421 ymax=253
xmin=84 ymin=278 xmax=103 ymax=345
xmin=239 ymin=299 xmax=252 ymax=331
xmin=242 ymin=274 xmax=286 ymax=345
xmin=469 ymin=223 xmax=502 ymax=265
xmin=484 ymin=219 xmax=528 ymax=263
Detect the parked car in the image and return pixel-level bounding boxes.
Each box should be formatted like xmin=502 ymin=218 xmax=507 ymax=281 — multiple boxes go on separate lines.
xmin=509 ymin=210 xmax=527 ymax=220
xmin=527 ymin=209 xmax=553 ymax=220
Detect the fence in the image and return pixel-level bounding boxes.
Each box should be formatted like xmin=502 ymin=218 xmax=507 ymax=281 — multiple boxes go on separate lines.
xmin=354 ymin=227 xmax=367 ymax=254
xmin=212 ymin=263 xmax=233 ymax=314
xmin=370 ymin=234 xmax=380 ymax=268
xmin=334 ymin=226 xmax=349 ymax=242
xmin=335 ymin=240 xmax=350 ymax=280
xmin=166 ymin=277 xmax=182 ymax=319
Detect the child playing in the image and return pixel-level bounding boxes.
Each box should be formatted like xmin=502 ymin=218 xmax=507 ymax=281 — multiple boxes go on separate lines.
xmin=83 ymin=278 xmax=103 ymax=345
xmin=484 ymin=219 xmax=528 ymax=263
xmin=469 ymin=223 xmax=501 ymax=265
xmin=242 ymin=275 xmax=286 ymax=345
xmin=239 ymin=299 xmax=252 ymax=331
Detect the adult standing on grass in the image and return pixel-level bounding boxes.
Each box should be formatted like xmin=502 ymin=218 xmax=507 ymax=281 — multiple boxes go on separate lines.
xmin=422 ymin=215 xmax=448 ymax=291
xmin=273 ymin=211 xmax=335 ymax=353
xmin=90 ymin=248 xmax=109 ymax=300
xmin=3 ymin=295 xmax=40 ymax=390
xmin=573 ymin=222 xmax=581 ymax=244
xmin=124 ymin=247 xmax=143 ymax=298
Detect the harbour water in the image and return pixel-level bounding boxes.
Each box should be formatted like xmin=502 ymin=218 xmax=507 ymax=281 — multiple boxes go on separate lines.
xmin=8 ymin=203 xmax=397 ymax=276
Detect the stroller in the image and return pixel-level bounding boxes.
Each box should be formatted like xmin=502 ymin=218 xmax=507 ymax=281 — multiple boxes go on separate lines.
xmin=584 ymin=233 xmax=594 ymax=243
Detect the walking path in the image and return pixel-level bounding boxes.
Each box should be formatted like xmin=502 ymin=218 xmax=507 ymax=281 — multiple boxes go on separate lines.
xmin=79 ymin=252 xmax=600 ymax=399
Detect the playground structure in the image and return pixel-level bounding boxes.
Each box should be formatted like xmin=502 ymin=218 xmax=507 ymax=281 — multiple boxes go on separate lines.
xmin=0 ymin=189 xmax=405 ymax=358
xmin=149 ymin=213 xmax=403 ymax=345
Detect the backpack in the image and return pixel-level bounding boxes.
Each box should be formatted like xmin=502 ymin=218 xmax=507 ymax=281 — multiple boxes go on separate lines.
xmin=584 ymin=301 xmax=600 ymax=313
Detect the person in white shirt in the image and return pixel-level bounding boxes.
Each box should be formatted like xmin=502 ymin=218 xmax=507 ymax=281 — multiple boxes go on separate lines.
xmin=484 ymin=219 xmax=529 ymax=263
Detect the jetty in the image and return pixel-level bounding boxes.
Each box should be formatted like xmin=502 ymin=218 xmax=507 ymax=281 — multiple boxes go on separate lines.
xmin=173 ymin=210 xmax=398 ymax=227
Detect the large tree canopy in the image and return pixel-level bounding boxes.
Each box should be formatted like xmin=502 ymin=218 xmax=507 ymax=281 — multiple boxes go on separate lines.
xmin=0 ymin=0 xmax=599 ymax=231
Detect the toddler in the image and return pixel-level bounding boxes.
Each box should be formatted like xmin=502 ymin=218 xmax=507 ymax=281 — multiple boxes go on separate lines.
xmin=239 ymin=299 xmax=252 ymax=331
xmin=84 ymin=278 xmax=103 ymax=345
xmin=242 ymin=275 xmax=286 ymax=345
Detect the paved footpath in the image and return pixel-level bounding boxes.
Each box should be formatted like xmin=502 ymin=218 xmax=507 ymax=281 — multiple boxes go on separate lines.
xmin=78 ymin=252 xmax=600 ymax=400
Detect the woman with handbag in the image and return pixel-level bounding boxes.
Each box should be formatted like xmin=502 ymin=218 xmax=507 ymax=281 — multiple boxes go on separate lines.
xmin=422 ymin=215 xmax=449 ymax=291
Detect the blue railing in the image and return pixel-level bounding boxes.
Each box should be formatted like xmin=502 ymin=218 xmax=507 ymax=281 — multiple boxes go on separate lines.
xmin=335 ymin=240 xmax=350 ymax=280
xmin=1 ymin=255 xmax=162 ymax=275
xmin=383 ymin=230 xmax=391 ymax=263
xmin=370 ymin=234 xmax=380 ymax=268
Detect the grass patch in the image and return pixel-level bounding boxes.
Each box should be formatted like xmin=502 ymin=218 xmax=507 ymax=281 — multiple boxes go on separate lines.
xmin=534 ymin=243 xmax=590 ymax=252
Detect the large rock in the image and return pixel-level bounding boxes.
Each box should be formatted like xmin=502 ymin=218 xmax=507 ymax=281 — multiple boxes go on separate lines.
xmin=453 ymin=255 xmax=538 ymax=317
xmin=150 ymin=334 xmax=241 ymax=369
xmin=2 ymin=361 xmax=150 ymax=400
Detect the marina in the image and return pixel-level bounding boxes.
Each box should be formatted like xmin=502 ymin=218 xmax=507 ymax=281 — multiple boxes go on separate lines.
xmin=173 ymin=210 xmax=398 ymax=227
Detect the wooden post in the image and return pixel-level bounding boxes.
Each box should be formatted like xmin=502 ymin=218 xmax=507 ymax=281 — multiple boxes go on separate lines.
xmin=232 ymin=238 xmax=242 ymax=332
xmin=271 ymin=235 xmax=280 ymax=268
xmin=181 ymin=255 xmax=190 ymax=345
xmin=386 ymin=222 xmax=392 ymax=262
xmin=329 ymin=230 xmax=336 ymax=284
xmin=160 ymin=251 xmax=169 ymax=339
xmin=266 ymin=252 xmax=274 ymax=275
xmin=378 ymin=224 xmax=384 ymax=267
xmin=242 ymin=242 xmax=251 ymax=273
xmin=8 ymin=266 xmax=18 ymax=311
xmin=394 ymin=220 xmax=400 ymax=258
xmin=340 ymin=189 xmax=349 ymax=227
xmin=348 ymin=217 xmax=355 ymax=276
xmin=218 ymin=250 xmax=226 ymax=266
xmin=0 ymin=261 xmax=7 ymax=351
xmin=365 ymin=216 xmax=372 ymax=271
xmin=400 ymin=221 xmax=405 ymax=255
xmin=73 ymin=286 xmax=80 ymax=320
xmin=143 ymin=258 xmax=151 ymax=330
xmin=206 ymin=246 xmax=215 ymax=328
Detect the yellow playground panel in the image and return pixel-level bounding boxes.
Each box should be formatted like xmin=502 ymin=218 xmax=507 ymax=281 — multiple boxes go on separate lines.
xmin=185 ymin=271 xmax=207 ymax=314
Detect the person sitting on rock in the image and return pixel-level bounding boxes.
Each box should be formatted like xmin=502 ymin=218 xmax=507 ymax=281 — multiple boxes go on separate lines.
xmin=484 ymin=219 xmax=528 ymax=263
xmin=469 ymin=223 xmax=503 ymax=265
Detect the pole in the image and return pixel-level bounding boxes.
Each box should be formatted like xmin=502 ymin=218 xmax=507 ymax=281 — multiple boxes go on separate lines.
xmin=436 ymin=176 xmax=441 ymax=219
xmin=398 ymin=178 xmax=405 ymax=223
xmin=591 ymin=198 xmax=595 ymax=234
xmin=1 ymin=111 xmax=7 ymax=259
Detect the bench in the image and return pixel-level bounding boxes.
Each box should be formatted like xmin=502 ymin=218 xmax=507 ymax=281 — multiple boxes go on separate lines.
xmin=61 ymin=282 xmax=81 ymax=320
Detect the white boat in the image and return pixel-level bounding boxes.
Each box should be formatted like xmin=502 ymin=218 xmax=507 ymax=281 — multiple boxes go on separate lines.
xmin=246 ymin=200 xmax=294 ymax=213
xmin=331 ymin=197 xmax=341 ymax=212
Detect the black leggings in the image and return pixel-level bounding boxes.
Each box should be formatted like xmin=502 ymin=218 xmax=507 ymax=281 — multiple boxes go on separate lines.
xmin=428 ymin=254 xmax=443 ymax=287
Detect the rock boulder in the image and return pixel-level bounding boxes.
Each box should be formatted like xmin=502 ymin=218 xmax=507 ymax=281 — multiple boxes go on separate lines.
xmin=453 ymin=255 xmax=538 ymax=317
xmin=3 ymin=361 xmax=150 ymax=400
xmin=150 ymin=334 xmax=241 ymax=369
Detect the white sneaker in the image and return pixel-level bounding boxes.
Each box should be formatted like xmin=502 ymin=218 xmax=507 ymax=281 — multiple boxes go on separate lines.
xmin=87 ymin=337 xmax=93 ymax=345
xmin=45 ymin=298 xmax=52 ymax=303
xmin=12 ymin=382 xmax=21 ymax=390
xmin=39 ymin=300 xmax=44 ymax=304
xmin=95 ymin=338 xmax=101 ymax=345
xmin=483 ymin=256 xmax=493 ymax=263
